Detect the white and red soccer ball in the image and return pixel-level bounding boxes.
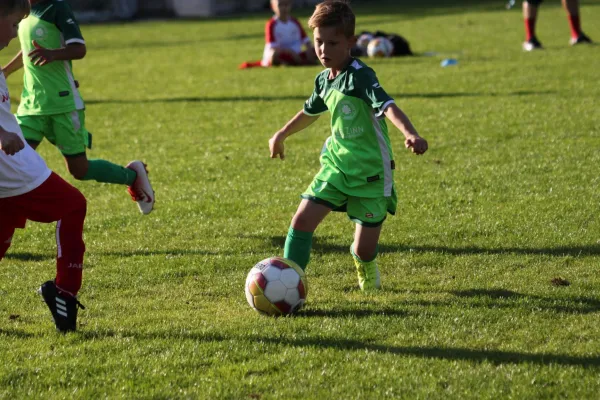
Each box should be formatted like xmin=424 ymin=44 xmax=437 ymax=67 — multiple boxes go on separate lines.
xmin=367 ymin=37 xmax=394 ymax=58
xmin=245 ymin=257 xmax=308 ymax=316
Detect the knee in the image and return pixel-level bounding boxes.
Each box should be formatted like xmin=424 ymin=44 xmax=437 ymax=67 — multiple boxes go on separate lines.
xmin=291 ymin=212 xmax=315 ymax=232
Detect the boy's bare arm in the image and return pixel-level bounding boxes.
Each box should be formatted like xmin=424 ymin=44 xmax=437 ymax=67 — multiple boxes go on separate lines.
xmin=28 ymin=41 xmax=86 ymax=66
xmin=2 ymin=51 xmax=23 ymax=77
xmin=384 ymin=103 xmax=428 ymax=155
xmin=269 ymin=110 xmax=320 ymax=160
xmin=0 ymin=128 xmax=25 ymax=156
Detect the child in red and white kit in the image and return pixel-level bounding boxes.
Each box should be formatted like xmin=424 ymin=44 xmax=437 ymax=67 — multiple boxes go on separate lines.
xmin=262 ymin=0 xmax=317 ymax=66
xmin=0 ymin=0 xmax=86 ymax=333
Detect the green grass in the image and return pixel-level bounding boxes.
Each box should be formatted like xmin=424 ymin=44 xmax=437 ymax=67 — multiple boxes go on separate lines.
xmin=1 ymin=1 xmax=600 ymax=398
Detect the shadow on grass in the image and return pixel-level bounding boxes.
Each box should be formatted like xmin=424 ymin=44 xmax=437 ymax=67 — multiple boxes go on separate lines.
xmin=0 ymin=328 xmax=35 ymax=338
xmin=90 ymin=33 xmax=264 ymax=51
xmin=299 ymin=307 xmax=411 ymax=318
xmin=448 ymin=288 xmax=600 ymax=314
xmin=3 ymin=252 xmax=48 ymax=262
xmin=261 ymin=234 xmax=600 ymax=258
xmin=98 ymin=249 xmax=223 ymax=258
xmin=262 ymin=336 xmax=600 ymax=367
xmin=73 ymin=328 xmax=600 ymax=367
xmin=85 ymin=90 xmax=554 ymax=105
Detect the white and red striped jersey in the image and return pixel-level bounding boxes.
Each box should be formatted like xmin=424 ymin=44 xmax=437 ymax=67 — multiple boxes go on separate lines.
xmin=262 ymin=16 xmax=312 ymax=66
xmin=0 ymin=74 xmax=50 ymax=199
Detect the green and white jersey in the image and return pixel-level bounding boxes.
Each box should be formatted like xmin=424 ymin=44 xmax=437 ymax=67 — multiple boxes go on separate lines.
xmin=17 ymin=0 xmax=85 ymax=116
xmin=304 ymin=58 xmax=396 ymax=198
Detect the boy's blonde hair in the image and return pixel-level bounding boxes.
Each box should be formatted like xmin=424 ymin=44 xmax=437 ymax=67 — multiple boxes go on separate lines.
xmin=0 ymin=0 xmax=30 ymax=16
xmin=308 ymin=1 xmax=355 ymax=38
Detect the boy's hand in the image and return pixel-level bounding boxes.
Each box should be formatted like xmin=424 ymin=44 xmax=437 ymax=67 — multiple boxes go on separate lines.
xmin=405 ymin=134 xmax=428 ymax=155
xmin=29 ymin=40 xmax=56 ymax=66
xmin=0 ymin=130 xmax=25 ymax=156
xmin=269 ymin=133 xmax=286 ymax=160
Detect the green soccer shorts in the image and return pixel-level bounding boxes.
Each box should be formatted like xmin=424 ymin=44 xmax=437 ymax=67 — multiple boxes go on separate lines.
xmin=301 ymin=179 xmax=397 ymax=227
xmin=17 ymin=110 xmax=91 ymax=156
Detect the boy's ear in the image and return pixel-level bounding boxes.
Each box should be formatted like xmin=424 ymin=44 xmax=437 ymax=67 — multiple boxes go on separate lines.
xmin=349 ymin=35 xmax=358 ymax=47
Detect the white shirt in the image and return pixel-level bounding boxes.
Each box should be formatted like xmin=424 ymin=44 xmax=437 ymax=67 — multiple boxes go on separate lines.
xmin=0 ymin=74 xmax=51 ymax=199
xmin=262 ymin=16 xmax=311 ymax=66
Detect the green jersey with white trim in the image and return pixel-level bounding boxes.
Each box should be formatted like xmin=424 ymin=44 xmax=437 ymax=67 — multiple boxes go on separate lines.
xmin=303 ymin=58 xmax=396 ymax=198
xmin=17 ymin=0 xmax=85 ymax=116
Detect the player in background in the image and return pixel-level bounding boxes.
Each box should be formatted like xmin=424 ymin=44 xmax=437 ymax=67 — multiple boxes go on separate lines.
xmin=522 ymin=0 xmax=592 ymax=51
xmin=0 ymin=0 xmax=87 ymax=332
xmin=268 ymin=1 xmax=428 ymax=291
xmin=2 ymin=0 xmax=155 ymax=214
xmin=262 ymin=0 xmax=317 ymax=66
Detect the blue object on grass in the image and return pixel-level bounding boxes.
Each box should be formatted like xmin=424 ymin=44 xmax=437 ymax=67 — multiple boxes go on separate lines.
xmin=441 ymin=58 xmax=458 ymax=67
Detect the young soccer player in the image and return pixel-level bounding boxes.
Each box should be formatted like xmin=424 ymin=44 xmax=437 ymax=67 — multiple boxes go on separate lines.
xmin=1 ymin=0 xmax=155 ymax=214
xmin=522 ymin=0 xmax=592 ymax=51
xmin=262 ymin=0 xmax=317 ymax=66
xmin=268 ymin=0 xmax=428 ymax=290
xmin=0 ymin=0 xmax=86 ymax=332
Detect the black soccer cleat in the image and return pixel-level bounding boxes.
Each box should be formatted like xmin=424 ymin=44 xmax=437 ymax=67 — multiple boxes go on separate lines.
xmin=570 ymin=33 xmax=593 ymax=46
xmin=39 ymin=281 xmax=85 ymax=333
xmin=523 ymin=37 xmax=543 ymax=51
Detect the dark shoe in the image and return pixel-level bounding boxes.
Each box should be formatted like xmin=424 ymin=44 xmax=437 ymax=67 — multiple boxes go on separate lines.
xmin=39 ymin=281 xmax=85 ymax=333
xmin=523 ymin=37 xmax=543 ymax=51
xmin=570 ymin=33 xmax=593 ymax=46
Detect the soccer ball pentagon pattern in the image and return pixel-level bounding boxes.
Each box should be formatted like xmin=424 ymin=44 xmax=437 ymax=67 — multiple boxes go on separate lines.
xmin=367 ymin=37 xmax=394 ymax=58
xmin=245 ymin=257 xmax=308 ymax=316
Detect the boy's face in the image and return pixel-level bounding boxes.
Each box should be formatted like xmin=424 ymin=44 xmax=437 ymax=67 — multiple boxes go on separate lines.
xmin=271 ymin=0 xmax=292 ymax=20
xmin=313 ymin=26 xmax=356 ymax=70
xmin=0 ymin=10 xmax=22 ymax=50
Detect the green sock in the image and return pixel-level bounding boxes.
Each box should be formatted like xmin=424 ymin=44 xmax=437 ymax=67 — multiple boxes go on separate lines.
xmin=284 ymin=227 xmax=313 ymax=271
xmin=82 ymin=159 xmax=137 ymax=186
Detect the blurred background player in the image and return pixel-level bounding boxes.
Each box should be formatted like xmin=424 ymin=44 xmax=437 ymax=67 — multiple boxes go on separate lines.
xmin=0 ymin=0 xmax=87 ymax=332
xmin=269 ymin=1 xmax=427 ymax=291
xmin=522 ymin=0 xmax=592 ymax=51
xmin=262 ymin=0 xmax=317 ymax=66
xmin=2 ymin=0 xmax=155 ymax=214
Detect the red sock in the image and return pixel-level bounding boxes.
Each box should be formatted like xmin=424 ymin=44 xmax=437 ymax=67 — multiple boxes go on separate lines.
xmin=567 ymin=15 xmax=581 ymax=39
xmin=54 ymin=196 xmax=86 ymax=296
xmin=524 ymin=17 xmax=536 ymax=41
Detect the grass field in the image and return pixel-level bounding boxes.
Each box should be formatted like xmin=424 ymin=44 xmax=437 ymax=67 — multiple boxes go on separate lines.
xmin=1 ymin=0 xmax=599 ymax=398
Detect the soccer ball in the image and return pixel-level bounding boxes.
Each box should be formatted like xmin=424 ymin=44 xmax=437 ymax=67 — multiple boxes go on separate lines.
xmin=367 ymin=37 xmax=394 ymax=58
xmin=356 ymin=33 xmax=374 ymax=53
xmin=245 ymin=257 xmax=308 ymax=316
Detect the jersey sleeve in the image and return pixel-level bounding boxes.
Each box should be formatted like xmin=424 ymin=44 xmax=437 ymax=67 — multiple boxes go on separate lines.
xmin=356 ymin=69 xmax=394 ymax=117
xmin=303 ymin=75 xmax=328 ymax=116
xmin=265 ymin=18 xmax=277 ymax=48
xmin=55 ymin=1 xmax=85 ymax=45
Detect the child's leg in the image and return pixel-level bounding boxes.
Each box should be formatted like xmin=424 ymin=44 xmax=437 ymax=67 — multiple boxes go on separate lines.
xmin=284 ymin=199 xmax=331 ymax=270
xmin=19 ymin=173 xmax=87 ymax=295
xmin=65 ymin=153 xmax=136 ymax=185
xmin=352 ymin=223 xmax=382 ymax=262
xmin=0 ymin=224 xmax=17 ymax=260
xmin=562 ymin=0 xmax=582 ymax=39
xmin=352 ymin=223 xmax=383 ymax=290
xmin=53 ymin=185 xmax=87 ymax=296
xmin=522 ymin=1 xmax=539 ymax=41
xmin=49 ymin=110 xmax=137 ymax=185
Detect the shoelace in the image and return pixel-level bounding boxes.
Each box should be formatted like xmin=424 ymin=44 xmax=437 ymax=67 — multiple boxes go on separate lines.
xmin=75 ymin=299 xmax=86 ymax=310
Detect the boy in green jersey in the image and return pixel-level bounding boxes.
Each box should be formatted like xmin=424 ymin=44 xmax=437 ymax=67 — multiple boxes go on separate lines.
xmin=268 ymin=0 xmax=428 ymax=290
xmin=2 ymin=0 xmax=154 ymax=214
